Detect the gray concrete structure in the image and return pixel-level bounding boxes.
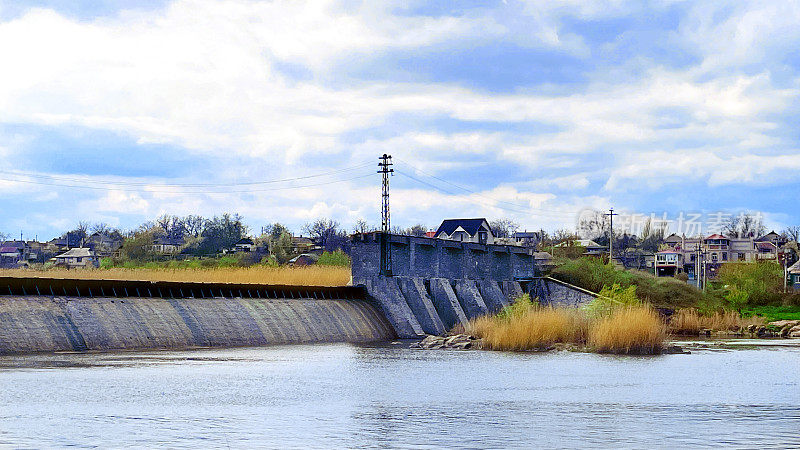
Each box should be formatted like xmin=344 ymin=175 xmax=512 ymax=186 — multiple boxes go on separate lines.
xmin=351 ymin=232 xmax=598 ymax=337
xmin=478 ymin=279 xmax=509 ymax=313
xmin=396 ymin=277 xmax=447 ymax=335
xmin=429 ymin=278 xmax=469 ymax=330
xmin=454 ymin=279 xmax=489 ymax=319
xmin=539 ymin=278 xmax=597 ymax=307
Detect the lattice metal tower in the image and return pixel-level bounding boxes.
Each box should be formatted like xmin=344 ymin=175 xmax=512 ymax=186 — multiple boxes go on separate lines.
xmin=378 ymin=154 xmax=394 ymax=275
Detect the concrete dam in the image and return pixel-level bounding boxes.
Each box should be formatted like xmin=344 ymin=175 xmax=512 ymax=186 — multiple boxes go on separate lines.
xmin=351 ymin=232 xmax=597 ymax=338
xmin=0 ymin=233 xmax=596 ymax=354
xmin=0 ymin=277 xmax=394 ymax=355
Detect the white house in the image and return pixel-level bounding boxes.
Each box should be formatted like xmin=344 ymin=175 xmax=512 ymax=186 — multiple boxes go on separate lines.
xmin=434 ymin=218 xmax=494 ymax=245
xmin=53 ymin=248 xmax=98 ymax=269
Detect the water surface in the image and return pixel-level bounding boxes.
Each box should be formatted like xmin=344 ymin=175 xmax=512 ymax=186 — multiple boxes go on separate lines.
xmin=1 ymin=342 xmax=799 ymax=448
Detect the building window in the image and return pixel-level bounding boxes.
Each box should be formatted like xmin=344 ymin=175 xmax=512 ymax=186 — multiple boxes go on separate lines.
xmin=711 ymin=253 xmax=718 ymax=262
xmin=690 ymin=254 xmax=696 ymax=262
xmin=478 ymin=231 xmax=488 ymax=245
xmin=722 ymin=253 xmax=727 ymax=261
xmin=738 ymin=253 xmax=745 ymax=261
xmin=77 ymin=257 xmax=82 ymax=262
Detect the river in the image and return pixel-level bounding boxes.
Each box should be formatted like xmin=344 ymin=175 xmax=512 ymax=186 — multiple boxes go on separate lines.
xmin=1 ymin=341 xmax=799 ymax=448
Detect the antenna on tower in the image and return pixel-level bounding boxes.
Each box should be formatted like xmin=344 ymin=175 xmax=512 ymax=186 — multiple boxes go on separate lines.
xmin=378 ymin=154 xmax=394 ymax=275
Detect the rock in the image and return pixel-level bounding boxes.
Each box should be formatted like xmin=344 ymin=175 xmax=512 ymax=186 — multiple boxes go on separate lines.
xmin=769 ymin=320 xmax=800 ymax=329
xmin=746 ymin=324 xmax=757 ymax=334
xmin=412 ymin=334 xmax=479 ymax=350
xmin=789 ymin=325 xmax=800 ymax=338
xmin=663 ymin=345 xmax=690 ymax=354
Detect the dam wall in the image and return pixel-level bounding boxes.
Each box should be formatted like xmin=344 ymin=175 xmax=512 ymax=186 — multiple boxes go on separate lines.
xmin=352 ymin=233 xmax=585 ymax=338
xmin=0 ymin=278 xmax=394 ymax=355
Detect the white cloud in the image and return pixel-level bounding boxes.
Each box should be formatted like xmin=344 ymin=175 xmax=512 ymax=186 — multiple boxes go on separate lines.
xmin=0 ymin=0 xmax=799 ymax=237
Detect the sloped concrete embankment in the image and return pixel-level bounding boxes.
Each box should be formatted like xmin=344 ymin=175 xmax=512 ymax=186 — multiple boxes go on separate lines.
xmin=0 ymin=296 xmax=394 ymax=354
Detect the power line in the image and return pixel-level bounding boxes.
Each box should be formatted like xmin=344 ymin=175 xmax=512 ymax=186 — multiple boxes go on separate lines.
xmin=395 ymin=169 xmax=578 ymax=219
xmin=0 ymin=172 xmax=375 ymax=194
xmin=0 ymin=162 xmax=374 ymax=188
xmin=394 ymin=157 xmax=580 ymax=216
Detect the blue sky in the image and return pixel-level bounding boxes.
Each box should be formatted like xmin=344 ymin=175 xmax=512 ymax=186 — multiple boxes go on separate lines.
xmin=0 ymin=0 xmax=798 ymax=240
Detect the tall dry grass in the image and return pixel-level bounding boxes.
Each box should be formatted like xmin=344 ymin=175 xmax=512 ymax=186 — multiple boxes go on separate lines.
xmin=467 ymin=299 xmax=665 ymax=354
xmin=0 ymin=266 xmax=351 ymax=287
xmin=668 ymin=308 xmax=765 ymax=334
xmin=469 ymin=305 xmax=588 ymax=351
xmin=589 ymin=306 xmax=666 ymax=354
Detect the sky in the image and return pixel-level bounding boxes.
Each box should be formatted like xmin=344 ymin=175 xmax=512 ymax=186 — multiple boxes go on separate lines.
xmin=0 ymin=0 xmax=798 ymax=240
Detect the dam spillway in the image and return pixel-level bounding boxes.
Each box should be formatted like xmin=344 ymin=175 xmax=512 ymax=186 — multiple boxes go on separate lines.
xmin=0 ymin=277 xmax=394 ymax=355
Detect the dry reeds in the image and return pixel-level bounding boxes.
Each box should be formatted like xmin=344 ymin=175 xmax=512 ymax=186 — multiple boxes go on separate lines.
xmin=469 ymin=305 xmax=588 ymax=351
xmin=0 ymin=266 xmax=351 ymax=287
xmin=467 ymin=300 xmax=665 ymax=354
xmin=668 ymin=308 xmax=765 ymax=334
xmin=589 ymin=306 xmax=666 ymax=354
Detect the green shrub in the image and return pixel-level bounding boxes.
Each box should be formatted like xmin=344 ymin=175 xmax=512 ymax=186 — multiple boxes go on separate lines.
xmin=99 ymin=257 xmax=114 ymax=269
xmin=584 ymin=284 xmax=640 ymax=318
xmin=317 ymin=250 xmax=351 ymax=267
xmin=496 ymin=293 xmax=535 ymax=321
xmin=718 ymin=262 xmax=784 ymax=305
xmin=725 ymin=286 xmax=749 ymax=311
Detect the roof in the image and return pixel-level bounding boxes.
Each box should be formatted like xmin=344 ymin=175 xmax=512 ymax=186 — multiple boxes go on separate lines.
xmin=705 ymin=234 xmax=728 ymax=240
xmin=756 ymin=242 xmax=777 ymax=251
xmin=756 ymin=231 xmax=782 ymax=242
xmin=657 ymin=249 xmax=681 ymax=254
xmin=0 ymin=241 xmax=25 ymax=249
xmin=664 ymin=233 xmax=682 ymax=242
xmin=236 ymin=238 xmax=254 ymax=245
xmin=153 ymin=236 xmax=185 ymax=246
xmin=788 ymin=261 xmax=800 ymax=274
xmin=55 ymin=248 xmax=95 ymax=258
xmin=554 ymin=239 xmax=605 ymax=249
xmin=435 ymin=218 xmax=490 ymax=237
xmin=513 ymin=231 xmax=541 ymax=239
xmin=424 ymin=231 xmax=436 ymax=238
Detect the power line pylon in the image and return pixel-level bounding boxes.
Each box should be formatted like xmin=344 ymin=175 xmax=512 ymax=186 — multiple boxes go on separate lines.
xmin=378 ymin=154 xmax=394 ymax=275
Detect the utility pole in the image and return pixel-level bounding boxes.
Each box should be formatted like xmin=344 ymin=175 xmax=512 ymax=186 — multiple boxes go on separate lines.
xmin=378 ymin=154 xmax=394 ymax=276
xmin=605 ymin=208 xmax=618 ymax=265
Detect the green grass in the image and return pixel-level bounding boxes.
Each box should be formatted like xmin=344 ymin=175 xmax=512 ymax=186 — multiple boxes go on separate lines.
xmin=741 ymin=305 xmax=800 ymax=322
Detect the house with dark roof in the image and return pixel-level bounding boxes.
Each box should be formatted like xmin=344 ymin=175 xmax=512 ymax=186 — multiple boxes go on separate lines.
xmin=54 ymin=248 xmax=99 ymax=269
xmin=234 ymin=237 xmax=255 ymax=253
xmin=434 ymin=218 xmax=494 ymax=245
xmin=149 ymin=236 xmax=185 ymax=254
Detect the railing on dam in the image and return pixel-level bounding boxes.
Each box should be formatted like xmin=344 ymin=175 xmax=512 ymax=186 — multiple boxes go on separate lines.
xmin=0 ymin=276 xmax=364 ymax=300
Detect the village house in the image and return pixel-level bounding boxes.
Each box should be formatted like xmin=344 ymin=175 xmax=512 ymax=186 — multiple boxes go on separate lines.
xmin=149 ymin=236 xmax=185 ymax=254
xmin=554 ymin=239 xmax=607 ymax=257
xmin=512 ymin=230 xmax=543 ymax=247
xmin=84 ymin=232 xmax=124 ymax=258
xmin=234 ymin=237 xmax=255 ymax=253
xmin=788 ymin=261 xmax=800 ymax=292
xmin=434 ymin=218 xmax=494 ymax=245
xmin=53 ymin=248 xmax=99 ymax=269
xmin=0 ymin=241 xmax=32 ymax=267
xmin=657 ymin=232 xmax=791 ymax=279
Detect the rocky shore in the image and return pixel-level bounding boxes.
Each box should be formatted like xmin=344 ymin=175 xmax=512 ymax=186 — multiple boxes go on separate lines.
xmin=696 ymin=320 xmax=800 ymax=339
xmin=410 ymin=334 xmax=688 ymax=354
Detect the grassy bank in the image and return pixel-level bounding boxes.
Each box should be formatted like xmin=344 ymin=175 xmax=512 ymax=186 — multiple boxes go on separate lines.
xmin=465 ymin=295 xmax=666 ymax=354
xmin=0 ymin=266 xmax=351 ymax=286
xmin=551 ymin=257 xmax=710 ymax=310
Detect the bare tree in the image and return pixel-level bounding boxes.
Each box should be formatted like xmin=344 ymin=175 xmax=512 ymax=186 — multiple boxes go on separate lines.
xmin=183 ymin=215 xmax=205 ymax=237
xmin=489 ymin=218 xmax=519 ymax=239
xmin=352 ymin=219 xmax=375 ymax=234
xmin=577 ymin=210 xmax=609 ymax=243
xmin=0 ymin=231 xmax=8 ymax=242
xmin=723 ymin=213 xmax=766 ymax=238
xmin=408 ymin=224 xmax=428 ymax=237
xmin=304 ymin=218 xmax=347 ymax=252
xmin=783 ymin=226 xmax=800 ymax=242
